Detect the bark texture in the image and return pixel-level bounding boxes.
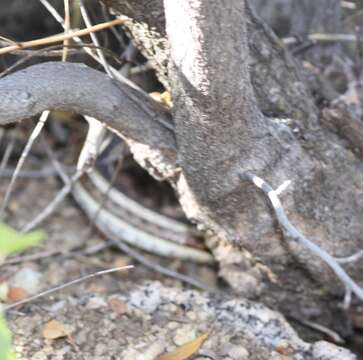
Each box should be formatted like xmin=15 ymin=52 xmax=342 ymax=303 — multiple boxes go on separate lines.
xmin=162 ymin=0 xmax=363 ymax=325
xmin=0 ymin=62 xmax=178 ymax=180
xmin=103 ymin=0 xmax=170 ymax=88
xmin=99 ymin=0 xmax=363 ymax=325
xmin=101 ymin=0 xmax=317 ymax=125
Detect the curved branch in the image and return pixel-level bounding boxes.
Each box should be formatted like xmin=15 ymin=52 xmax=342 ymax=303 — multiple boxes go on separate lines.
xmin=0 ymin=62 xmax=176 ymax=155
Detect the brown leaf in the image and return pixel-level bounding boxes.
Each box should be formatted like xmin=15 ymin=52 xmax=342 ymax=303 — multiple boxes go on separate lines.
xmin=7 ymin=286 xmax=27 ymax=303
xmin=149 ymin=91 xmax=172 ymax=107
xmin=42 ymin=320 xmax=68 ymax=340
xmin=108 ymin=297 xmax=128 ymax=315
xmin=275 ymin=343 xmax=291 ymax=355
xmin=160 ymin=91 xmax=172 ymax=107
xmin=157 ymin=332 xmax=210 ymax=360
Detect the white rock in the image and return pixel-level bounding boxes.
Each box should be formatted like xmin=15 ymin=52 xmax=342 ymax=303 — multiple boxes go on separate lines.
xmin=10 ymin=267 xmax=42 ymax=294
xmin=86 ymin=296 xmax=107 ymax=309
xmin=312 ymin=341 xmax=357 ymax=360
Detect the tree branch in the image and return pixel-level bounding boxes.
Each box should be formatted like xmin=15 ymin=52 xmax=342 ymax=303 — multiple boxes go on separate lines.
xmin=0 ymin=62 xmax=177 ymax=178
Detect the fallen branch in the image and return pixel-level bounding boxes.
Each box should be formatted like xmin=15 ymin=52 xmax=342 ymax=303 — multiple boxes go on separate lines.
xmin=88 ymin=170 xmax=197 ymax=244
xmin=42 ymin=142 xmax=213 ymax=264
xmin=44 ymin=149 xmax=215 ymax=289
xmin=72 ymin=181 xmax=214 ymax=264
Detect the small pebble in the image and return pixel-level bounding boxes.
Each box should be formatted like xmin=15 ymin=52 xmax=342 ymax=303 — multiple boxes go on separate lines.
xmin=10 ymin=267 xmax=42 ymax=294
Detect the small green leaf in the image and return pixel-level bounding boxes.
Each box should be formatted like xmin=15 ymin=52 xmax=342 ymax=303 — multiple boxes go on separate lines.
xmin=0 ymin=223 xmax=45 ymax=360
xmin=0 ymin=308 xmax=16 ymax=360
xmin=0 ymin=223 xmax=45 ymax=256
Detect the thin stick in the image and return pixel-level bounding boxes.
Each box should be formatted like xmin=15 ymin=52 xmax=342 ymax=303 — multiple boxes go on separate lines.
xmin=0 ymin=44 xmax=67 ymax=78
xmin=79 ymin=0 xmax=112 ymax=77
xmin=240 ymin=171 xmax=363 ymax=303
xmin=21 ymin=170 xmax=83 ymax=233
xmin=4 ymin=265 xmax=133 ymax=311
xmin=289 ymin=315 xmax=344 ymax=344
xmin=73 ymin=182 xmax=214 ymax=263
xmin=45 ymin=153 xmax=214 ymax=290
xmin=1 ymin=242 xmax=109 ymax=266
xmin=283 ymin=33 xmax=359 ymax=46
xmin=0 ymin=18 xmax=125 ymax=55
xmin=0 ymin=135 xmax=15 ymax=172
xmin=335 ymin=250 xmax=363 ymax=264
xmin=0 ymin=41 xmax=119 ymax=59
xmin=89 ymin=170 xmax=195 ymax=241
xmin=0 ymin=166 xmax=58 ymax=178
xmin=19 ymin=137 xmax=86 ymax=233
xmin=1 ymin=249 xmax=61 ymax=266
xmin=107 ymin=234 xmax=214 ymax=292
xmin=101 ymin=2 xmax=126 ymax=48
xmin=0 ymin=111 xmax=50 ymax=220
xmin=62 ymin=0 xmax=70 ymax=61
xmin=0 ymin=44 xmax=122 ymax=79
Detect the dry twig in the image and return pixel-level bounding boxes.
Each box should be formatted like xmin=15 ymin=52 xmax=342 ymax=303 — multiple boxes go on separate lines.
xmin=0 ymin=111 xmax=50 ymax=220
xmin=0 ymin=18 xmax=125 ymax=56
xmin=240 ymin=171 xmax=363 ymax=304
xmin=4 ymin=265 xmax=133 ymax=311
xmin=44 ymin=148 xmax=214 ymax=289
xmin=62 ymin=0 xmax=70 ymax=61
xmin=283 ymin=33 xmax=360 ymax=46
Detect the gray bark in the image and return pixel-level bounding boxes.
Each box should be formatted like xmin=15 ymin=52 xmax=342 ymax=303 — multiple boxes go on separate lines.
xmin=102 ymin=0 xmax=317 ymax=124
xmin=103 ymin=0 xmax=170 ymax=89
xmin=0 ymin=62 xmax=178 ymax=180
xmin=162 ymin=0 xmax=363 ymax=328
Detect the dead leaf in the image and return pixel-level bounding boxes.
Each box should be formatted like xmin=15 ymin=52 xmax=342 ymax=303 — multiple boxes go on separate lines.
xmin=7 ymin=286 xmax=27 ymax=303
xmin=108 ymin=296 xmax=128 ymax=315
xmin=149 ymin=91 xmax=172 ymax=107
xmin=158 ymin=332 xmax=210 ymax=360
xmin=275 ymin=343 xmax=291 ymax=355
xmin=160 ymin=91 xmax=172 ymax=107
xmin=42 ymin=320 xmax=68 ymax=340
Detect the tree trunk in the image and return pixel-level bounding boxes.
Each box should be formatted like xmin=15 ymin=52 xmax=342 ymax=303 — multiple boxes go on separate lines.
xmin=98 ymin=0 xmax=363 ymax=327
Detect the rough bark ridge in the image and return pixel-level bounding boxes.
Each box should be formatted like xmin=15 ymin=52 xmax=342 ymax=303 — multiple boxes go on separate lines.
xmin=102 ymin=0 xmax=319 ymax=125
xmin=1 ymin=0 xmax=363 ymax=335
xmin=162 ymin=0 xmax=363 ymax=318
xmin=100 ymin=0 xmax=363 ymax=322
xmin=103 ymin=0 xmax=170 ymax=89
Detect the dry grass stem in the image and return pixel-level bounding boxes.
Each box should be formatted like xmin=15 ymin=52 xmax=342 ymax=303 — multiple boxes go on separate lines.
xmin=0 ymin=18 xmax=125 ymax=55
